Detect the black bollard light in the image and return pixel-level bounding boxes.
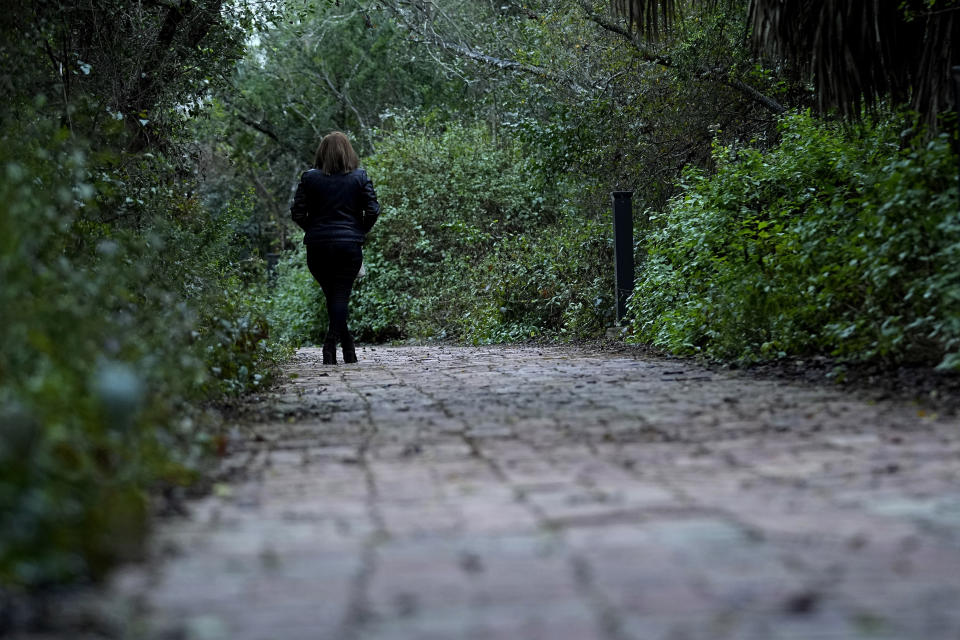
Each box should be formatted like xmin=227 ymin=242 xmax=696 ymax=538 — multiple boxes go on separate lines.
xmin=612 ymin=191 xmax=634 ymax=324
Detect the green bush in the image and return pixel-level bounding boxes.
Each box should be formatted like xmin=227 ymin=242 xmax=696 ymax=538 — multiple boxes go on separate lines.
xmin=360 ymin=116 xmax=616 ymax=343
xmin=272 ymin=116 xmax=615 ymax=346
xmin=0 ymin=118 xmax=279 ymax=588
xmin=356 ymin=116 xmax=551 ymax=342
xmin=627 ymin=110 xmax=960 ymax=368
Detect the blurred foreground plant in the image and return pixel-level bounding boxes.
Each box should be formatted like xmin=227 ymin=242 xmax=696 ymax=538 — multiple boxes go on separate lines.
xmin=0 ymin=113 xmax=280 ymax=589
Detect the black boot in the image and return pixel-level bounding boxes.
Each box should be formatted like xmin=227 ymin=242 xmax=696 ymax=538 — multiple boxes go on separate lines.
xmin=342 ymin=335 xmax=357 ymax=364
xmin=322 ymin=343 xmax=337 ymax=365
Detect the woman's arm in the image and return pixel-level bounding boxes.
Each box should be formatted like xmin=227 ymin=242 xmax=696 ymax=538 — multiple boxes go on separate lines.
xmin=359 ymin=169 xmax=381 ymax=233
xmin=291 ymin=173 xmax=310 ymax=230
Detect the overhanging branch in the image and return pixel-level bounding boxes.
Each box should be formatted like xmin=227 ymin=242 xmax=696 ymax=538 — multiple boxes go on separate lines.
xmin=721 ymin=77 xmax=786 ymax=114
xmin=222 ymin=97 xmax=301 ymax=157
xmin=406 ymin=36 xmax=589 ymax=94
xmin=579 ymin=0 xmax=786 ymax=114
xmin=379 ymin=0 xmax=586 ymax=92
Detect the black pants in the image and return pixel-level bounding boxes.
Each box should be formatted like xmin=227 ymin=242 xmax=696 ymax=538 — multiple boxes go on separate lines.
xmin=306 ymin=241 xmax=362 ymax=347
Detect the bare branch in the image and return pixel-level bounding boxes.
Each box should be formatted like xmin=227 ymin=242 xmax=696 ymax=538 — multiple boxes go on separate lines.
xmin=316 ymin=64 xmax=377 ymax=152
xmin=720 ymin=76 xmax=786 ymax=114
xmin=221 ymin=97 xmax=301 ymax=157
xmin=428 ymin=38 xmax=553 ymax=77
xmin=287 ymin=102 xmax=321 ymax=138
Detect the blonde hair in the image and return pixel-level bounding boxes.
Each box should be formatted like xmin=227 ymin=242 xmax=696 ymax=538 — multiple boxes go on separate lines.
xmin=314 ymin=131 xmax=359 ymax=175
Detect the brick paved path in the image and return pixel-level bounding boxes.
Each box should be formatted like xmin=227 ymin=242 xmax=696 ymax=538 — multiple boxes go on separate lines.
xmin=107 ymin=346 xmax=960 ymax=640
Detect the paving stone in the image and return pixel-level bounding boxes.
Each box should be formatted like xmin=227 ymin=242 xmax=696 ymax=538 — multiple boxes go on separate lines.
xmin=63 ymin=345 xmax=960 ymax=640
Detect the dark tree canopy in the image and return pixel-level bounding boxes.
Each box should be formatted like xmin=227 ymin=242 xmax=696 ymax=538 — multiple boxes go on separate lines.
xmin=750 ymin=0 xmax=959 ymax=122
xmin=0 ymin=0 xmax=246 ymax=149
xmin=613 ymin=0 xmax=960 ymax=123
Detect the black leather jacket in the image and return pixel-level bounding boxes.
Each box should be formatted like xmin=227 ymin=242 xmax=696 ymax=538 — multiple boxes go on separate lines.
xmin=291 ymin=168 xmax=381 ymax=244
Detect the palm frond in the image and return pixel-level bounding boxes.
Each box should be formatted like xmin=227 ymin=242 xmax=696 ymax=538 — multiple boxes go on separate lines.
xmin=609 ymin=0 xmax=678 ymax=39
xmin=749 ymin=0 xmax=960 ymax=122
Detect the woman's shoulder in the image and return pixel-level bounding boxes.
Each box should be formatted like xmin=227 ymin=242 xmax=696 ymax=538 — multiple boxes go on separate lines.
xmin=305 ymin=167 xmax=369 ymax=182
xmin=349 ymin=167 xmax=371 ymax=181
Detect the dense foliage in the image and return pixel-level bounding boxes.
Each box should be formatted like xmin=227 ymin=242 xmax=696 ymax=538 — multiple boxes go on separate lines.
xmin=3 ymin=0 xmax=958 ymax=601
xmin=269 ymin=118 xmax=614 ymax=344
xmin=615 ymin=0 xmax=959 ymax=126
xmin=243 ymin=0 xmax=781 ymax=347
xmin=201 ymin=1 xmax=465 ymax=257
xmin=217 ymin=0 xmax=783 ymax=253
xmin=0 ymin=0 xmax=278 ymax=590
xmin=260 ymin=1 xmax=958 ymax=372
xmin=628 ymin=111 xmax=960 ymax=368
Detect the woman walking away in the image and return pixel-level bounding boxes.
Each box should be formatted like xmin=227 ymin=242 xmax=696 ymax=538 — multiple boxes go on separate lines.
xmin=291 ymin=131 xmax=380 ymax=365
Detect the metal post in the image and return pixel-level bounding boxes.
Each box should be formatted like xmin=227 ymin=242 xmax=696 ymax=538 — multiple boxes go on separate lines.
xmin=612 ymin=191 xmax=634 ymax=324
xmin=952 ymin=66 xmax=960 ymax=200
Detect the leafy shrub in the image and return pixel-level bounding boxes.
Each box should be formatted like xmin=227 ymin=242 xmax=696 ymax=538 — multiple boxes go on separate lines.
xmin=266 ymin=244 xmax=328 ymax=345
xmin=0 ymin=117 xmax=279 ymax=588
xmin=460 ymin=219 xmax=614 ymax=342
xmin=271 ymin=116 xmax=616 ymax=346
xmin=356 ymin=115 xmax=551 ymax=341
xmin=627 ymin=110 xmax=960 ymax=368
